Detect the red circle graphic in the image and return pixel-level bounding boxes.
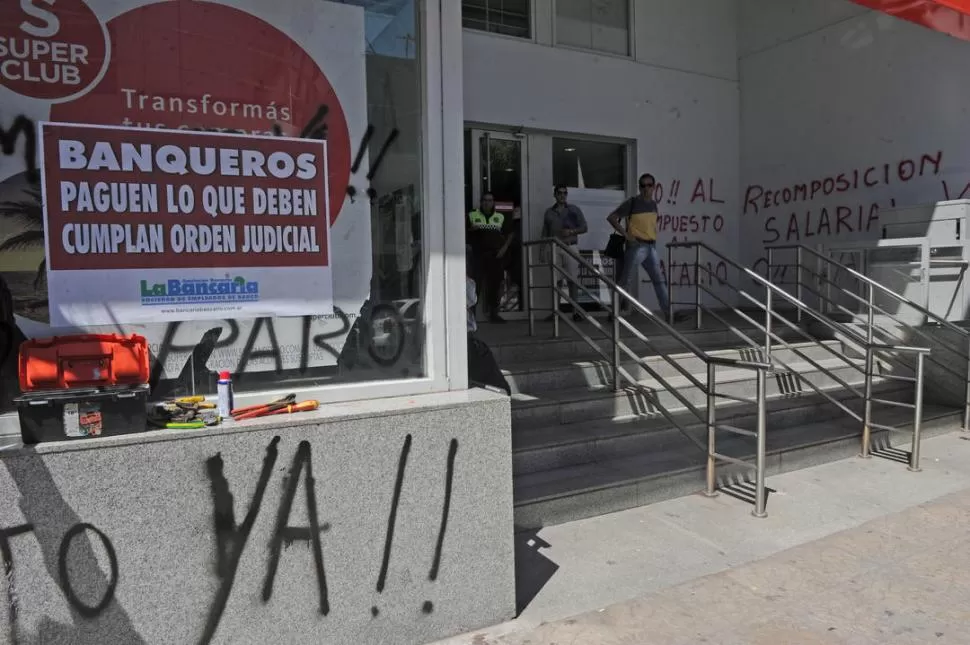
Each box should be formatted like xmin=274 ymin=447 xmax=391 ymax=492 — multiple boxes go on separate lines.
xmin=48 ymin=0 xmax=352 ymax=224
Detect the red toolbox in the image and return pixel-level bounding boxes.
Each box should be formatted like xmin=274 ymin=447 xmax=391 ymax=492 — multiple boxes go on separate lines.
xmin=19 ymin=334 xmax=150 ymax=391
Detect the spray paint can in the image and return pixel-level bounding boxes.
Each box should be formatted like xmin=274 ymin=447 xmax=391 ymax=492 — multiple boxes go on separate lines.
xmin=217 ymin=371 xmax=233 ymax=419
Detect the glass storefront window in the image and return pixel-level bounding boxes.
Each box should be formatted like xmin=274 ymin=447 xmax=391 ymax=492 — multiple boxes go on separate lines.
xmin=0 ymin=0 xmax=428 ymax=424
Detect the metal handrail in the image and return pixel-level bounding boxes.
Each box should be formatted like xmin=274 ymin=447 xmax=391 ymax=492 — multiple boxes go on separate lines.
xmin=668 ymin=240 xmax=929 ymax=471
xmin=789 ymin=263 xmax=954 ymax=364
xmin=522 ymin=237 xmax=772 ymax=516
xmin=768 ymin=243 xmax=969 ymax=431
xmin=769 ymin=243 xmax=969 ymax=338
xmin=679 ymin=264 xmax=868 ymax=422
xmin=764 ymin=264 xmax=923 ymax=377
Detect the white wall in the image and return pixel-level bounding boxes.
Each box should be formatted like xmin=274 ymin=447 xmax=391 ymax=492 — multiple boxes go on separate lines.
xmin=463 ymin=0 xmax=741 ymax=309
xmin=739 ymin=0 xmax=970 ymax=302
xmin=738 ymin=0 xmax=868 ymax=57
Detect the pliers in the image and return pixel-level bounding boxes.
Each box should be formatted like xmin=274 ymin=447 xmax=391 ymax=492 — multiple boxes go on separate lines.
xmin=232 ymin=394 xmax=297 ymax=420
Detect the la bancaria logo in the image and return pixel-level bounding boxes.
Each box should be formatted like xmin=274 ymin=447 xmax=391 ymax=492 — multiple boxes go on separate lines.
xmin=140 ymin=276 xmax=260 ymax=306
xmin=0 ymin=0 xmax=110 ymax=101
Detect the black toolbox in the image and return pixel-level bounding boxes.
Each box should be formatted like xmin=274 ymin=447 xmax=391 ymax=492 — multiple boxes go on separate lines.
xmin=14 ymin=385 xmax=150 ymax=444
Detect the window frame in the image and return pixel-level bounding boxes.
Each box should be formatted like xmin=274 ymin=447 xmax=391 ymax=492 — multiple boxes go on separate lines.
xmin=552 ymin=0 xmax=635 ymax=59
xmin=461 ymin=0 xmax=536 ymax=42
xmin=552 ymin=135 xmax=631 ymax=191
xmin=0 ymin=0 xmax=467 ymax=439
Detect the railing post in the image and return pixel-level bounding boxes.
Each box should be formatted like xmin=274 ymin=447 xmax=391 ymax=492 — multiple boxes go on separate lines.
xmin=612 ymin=286 xmax=621 ymax=391
xmin=666 ymin=244 xmax=674 ymax=325
xmin=550 ymin=243 xmax=560 ymax=338
xmin=861 ymin=345 xmax=873 ymax=459
xmin=964 ymin=336 xmax=970 ymax=432
xmin=909 ymin=352 xmax=925 ymax=472
xmin=526 ymin=244 xmax=535 ymax=337
xmin=694 ymin=244 xmax=702 ymax=330
xmin=866 ymin=283 xmax=875 ymax=346
xmin=766 ymin=246 xmax=773 ymax=281
xmin=795 ymin=246 xmax=803 ymax=324
xmin=705 ymin=362 xmax=717 ymax=498
xmin=764 ymin=287 xmax=772 ymax=362
xmin=753 ymin=368 xmax=768 ymax=518
xmin=825 ymin=252 xmax=833 ymax=316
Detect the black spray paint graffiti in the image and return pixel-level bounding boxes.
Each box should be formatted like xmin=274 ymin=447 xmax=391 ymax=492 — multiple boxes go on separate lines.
xmin=0 ymin=435 xmax=457 ymax=644
xmin=1 ymin=520 xmax=120 ymax=643
xmin=373 ymin=434 xmax=459 ymax=617
xmin=347 ymin=125 xmax=400 ymax=202
xmin=148 ymin=301 xmax=410 ymax=398
xmin=58 ymin=523 xmax=119 ymax=618
xmin=200 ymin=436 xmax=281 ymax=645
xmin=261 ymin=440 xmax=329 ymax=616
xmin=424 ymin=438 xmax=459 ymax=614
xmin=201 ymin=435 xmax=458 ymax=643
xmin=372 ymin=433 xmax=411 ymax=617
xmin=0 ymin=115 xmax=37 ymax=184
xmin=150 ymin=311 xmax=353 ymax=390
xmin=1 ymin=523 xmax=34 ymax=645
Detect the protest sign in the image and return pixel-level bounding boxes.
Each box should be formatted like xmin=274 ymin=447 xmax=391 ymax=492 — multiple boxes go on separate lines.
xmin=0 ymin=0 xmax=369 ymax=390
xmin=39 ymin=122 xmax=332 ymax=326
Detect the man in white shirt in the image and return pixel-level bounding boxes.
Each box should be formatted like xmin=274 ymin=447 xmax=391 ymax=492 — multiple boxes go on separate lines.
xmin=542 ymin=184 xmax=588 ymax=322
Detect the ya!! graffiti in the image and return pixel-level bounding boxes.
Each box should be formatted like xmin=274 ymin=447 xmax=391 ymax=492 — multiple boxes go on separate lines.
xmin=0 ymin=435 xmax=460 ymax=645
xmin=201 ymin=435 xmax=459 ymax=644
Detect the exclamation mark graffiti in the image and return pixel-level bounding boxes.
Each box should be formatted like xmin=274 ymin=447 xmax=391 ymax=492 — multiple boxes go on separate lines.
xmin=671 ymin=179 xmax=680 ymax=205
xmin=372 ymin=434 xmax=412 ymax=618
xmin=347 ymin=125 xmax=400 ymax=202
xmin=423 ymin=439 xmax=459 ymax=615
xmin=277 ymin=106 xmax=400 ymax=202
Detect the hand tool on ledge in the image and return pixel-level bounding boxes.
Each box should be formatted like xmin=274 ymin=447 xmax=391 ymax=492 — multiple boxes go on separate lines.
xmin=231 ymin=394 xmax=319 ymax=420
xmin=149 ymin=396 xmax=221 ymax=429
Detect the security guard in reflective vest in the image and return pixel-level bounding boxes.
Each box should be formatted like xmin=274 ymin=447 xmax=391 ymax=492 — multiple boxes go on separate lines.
xmin=467 ymin=192 xmax=512 ymax=323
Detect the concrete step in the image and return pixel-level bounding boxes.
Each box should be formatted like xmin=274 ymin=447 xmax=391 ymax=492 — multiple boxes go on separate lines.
xmin=511 ymin=381 xmax=901 ymax=477
xmin=511 ymin=356 xmax=869 ymax=428
xmin=490 ymin=322 xmax=807 ymax=366
xmin=504 ymin=340 xmax=844 ymax=395
xmin=512 ymin=402 xmax=961 ymax=530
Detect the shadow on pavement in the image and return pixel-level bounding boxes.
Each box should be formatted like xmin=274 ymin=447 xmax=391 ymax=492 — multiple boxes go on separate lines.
xmin=513 ymin=527 xmax=559 ymax=616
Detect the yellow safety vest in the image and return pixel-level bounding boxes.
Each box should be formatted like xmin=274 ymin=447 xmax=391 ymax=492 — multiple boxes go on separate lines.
xmin=468 ymin=209 xmax=505 ymax=231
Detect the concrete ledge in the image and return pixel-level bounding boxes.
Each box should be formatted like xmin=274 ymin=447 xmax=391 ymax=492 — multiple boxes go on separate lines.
xmin=0 ymin=389 xmax=514 ymax=645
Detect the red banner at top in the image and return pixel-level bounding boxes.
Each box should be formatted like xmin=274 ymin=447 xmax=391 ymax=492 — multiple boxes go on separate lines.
xmin=850 ymin=0 xmax=970 ymax=42
xmin=40 ymin=123 xmax=330 ymax=272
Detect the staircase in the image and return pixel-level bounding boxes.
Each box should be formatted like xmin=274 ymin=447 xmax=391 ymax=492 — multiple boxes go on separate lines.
xmin=480 ymin=313 xmax=962 ymax=530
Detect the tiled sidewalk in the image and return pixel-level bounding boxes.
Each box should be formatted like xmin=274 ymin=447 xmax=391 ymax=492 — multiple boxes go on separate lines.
xmin=487 ymin=487 xmax=970 ymax=644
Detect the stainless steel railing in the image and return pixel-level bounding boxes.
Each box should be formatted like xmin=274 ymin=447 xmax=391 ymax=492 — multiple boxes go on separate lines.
xmin=667 ymin=241 xmax=930 ymax=471
xmin=767 ymin=243 xmax=969 ymax=432
xmin=522 ymin=238 xmax=773 ymax=516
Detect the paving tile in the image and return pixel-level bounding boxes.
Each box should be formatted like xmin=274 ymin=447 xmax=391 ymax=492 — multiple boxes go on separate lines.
xmin=431 ymin=434 xmax=970 ymax=645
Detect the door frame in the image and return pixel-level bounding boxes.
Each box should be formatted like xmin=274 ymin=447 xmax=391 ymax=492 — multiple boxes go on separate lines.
xmin=467 ymin=127 xmax=531 ymax=318
xmin=468 ymin=128 xmax=529 ymax=212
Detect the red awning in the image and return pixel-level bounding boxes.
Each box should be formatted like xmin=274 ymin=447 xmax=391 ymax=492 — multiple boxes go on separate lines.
xmin=850 ymin=0 xmax=970 ymax=41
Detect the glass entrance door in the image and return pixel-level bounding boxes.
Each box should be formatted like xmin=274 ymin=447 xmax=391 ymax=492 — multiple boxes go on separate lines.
xmin=467 ymin=129 xmax=528 ymax=315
